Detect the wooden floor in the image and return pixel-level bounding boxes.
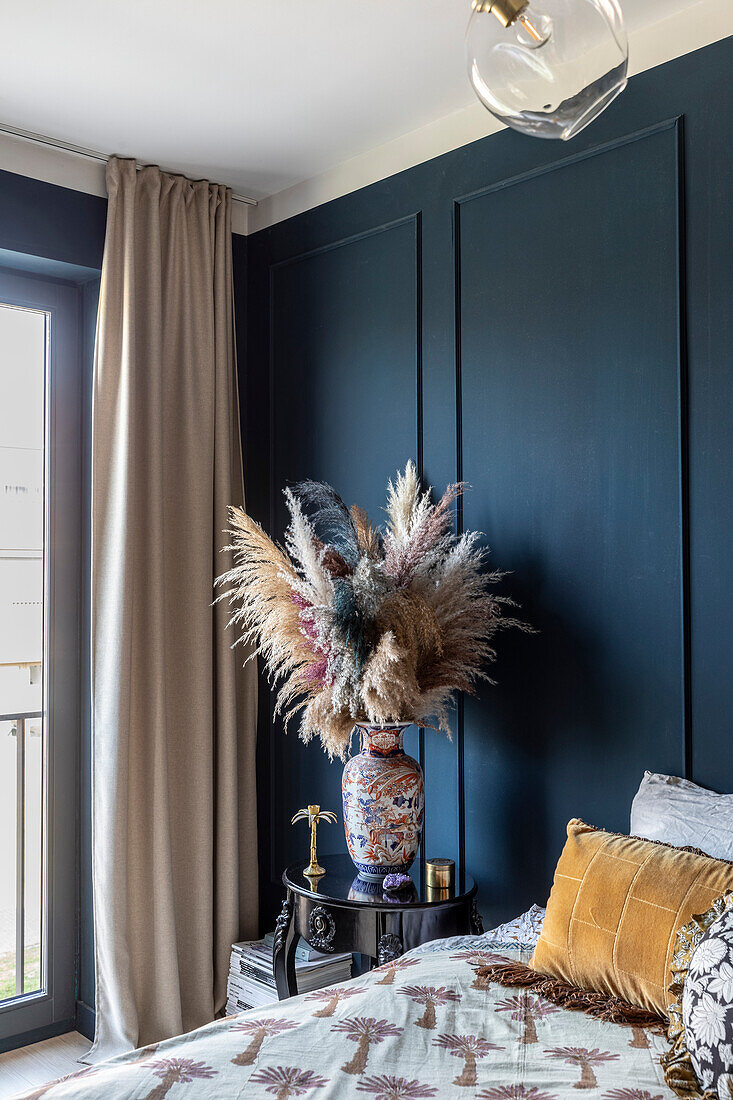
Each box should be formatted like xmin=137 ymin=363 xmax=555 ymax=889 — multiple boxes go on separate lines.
xmin=0 ymin=1032 xmax=89 ymax=1099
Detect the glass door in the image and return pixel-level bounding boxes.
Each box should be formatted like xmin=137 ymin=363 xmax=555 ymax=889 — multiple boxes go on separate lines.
xmin=0 ymin=269 xmax=81 ymax=1047
xmin=0 ymin=302 xmax=46 ymax=1005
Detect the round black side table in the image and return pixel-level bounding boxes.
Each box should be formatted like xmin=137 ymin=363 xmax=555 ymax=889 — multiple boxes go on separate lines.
xmin=273 ymin=854 xmax=482 ymax=999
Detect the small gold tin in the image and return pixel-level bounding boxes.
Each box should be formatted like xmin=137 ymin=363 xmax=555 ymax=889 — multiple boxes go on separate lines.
xmin=426 ymin=858 xmax=455 ymax=890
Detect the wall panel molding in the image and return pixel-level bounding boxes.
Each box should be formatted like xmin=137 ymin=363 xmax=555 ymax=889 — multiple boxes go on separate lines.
xmin=265 ymin=212 xmax=423 ymax=890
xmin=449 ymin=117 xmax=689 ymax=896
xmin=674 ymin=115 xmax=693 ymax=780
xmin=268 ymin=212 xmax=423 ymax=273
xmin=453 ymin=117 xmax=682 ymax=209
xmin=454 ymin=117 xmax=686 ymax=914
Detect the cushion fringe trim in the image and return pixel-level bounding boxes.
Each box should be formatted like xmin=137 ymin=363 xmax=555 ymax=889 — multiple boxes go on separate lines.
xmin=475 ymin=959 xmax=667 ymax=1031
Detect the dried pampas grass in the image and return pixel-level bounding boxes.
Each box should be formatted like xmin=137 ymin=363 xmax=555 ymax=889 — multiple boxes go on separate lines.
xmin=217 ymin=462 xmax=528 ymax=759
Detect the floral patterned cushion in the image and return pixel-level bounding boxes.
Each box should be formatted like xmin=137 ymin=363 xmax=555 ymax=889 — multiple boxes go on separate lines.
xmin=663 ymin=891 xmax=733 ymax=1099
xmin=682 ymin=905 xmax=733 ymax=1099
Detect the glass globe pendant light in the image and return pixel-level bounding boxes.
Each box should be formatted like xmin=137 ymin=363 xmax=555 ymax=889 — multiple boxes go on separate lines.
xmin=466 ymin=0 xmax=628 ymax=140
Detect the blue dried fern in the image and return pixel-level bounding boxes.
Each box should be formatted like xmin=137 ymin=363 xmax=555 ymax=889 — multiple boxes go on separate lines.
xmin=332 ymin=577 xmax=376 ymax=675
xmin=292 ymin=479 xmax=360 ymax=565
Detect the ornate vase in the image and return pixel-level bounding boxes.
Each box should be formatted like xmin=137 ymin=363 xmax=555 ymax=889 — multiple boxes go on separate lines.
xmin=342 ymin=722 xmax=425 ymax=880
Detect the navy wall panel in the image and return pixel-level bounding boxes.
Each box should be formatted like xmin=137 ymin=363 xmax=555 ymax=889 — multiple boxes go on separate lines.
xmin=458 ymin=124 xmax=684 ymax=916
xmin=267 ymin=217 xmax=421 ymax=886
xmin=245 ymin=36 xmax=733 ymax=928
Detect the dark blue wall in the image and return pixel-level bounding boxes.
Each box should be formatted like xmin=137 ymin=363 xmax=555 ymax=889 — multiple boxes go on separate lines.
xmin=245 ymin=35 xmax=733 ymax=930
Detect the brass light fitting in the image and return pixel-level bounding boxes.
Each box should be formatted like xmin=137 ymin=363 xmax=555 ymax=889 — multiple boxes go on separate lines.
xmin=471 ymin=0 xmax=529 ymax=28
xmin=467 ymin=0 xmax=629 ymax=140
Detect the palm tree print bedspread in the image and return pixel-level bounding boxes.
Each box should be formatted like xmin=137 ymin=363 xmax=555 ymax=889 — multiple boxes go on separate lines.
xmin=15 ymin=935 xmax=676 ymax=1098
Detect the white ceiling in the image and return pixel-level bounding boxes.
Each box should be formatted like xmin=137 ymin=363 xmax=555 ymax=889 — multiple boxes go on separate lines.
xmin=0 ymin=0 xmax=707 ymax=201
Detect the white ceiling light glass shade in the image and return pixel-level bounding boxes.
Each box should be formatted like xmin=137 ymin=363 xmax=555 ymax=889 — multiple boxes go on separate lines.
xmin=466 ymin=0 xmax=628 ymax=140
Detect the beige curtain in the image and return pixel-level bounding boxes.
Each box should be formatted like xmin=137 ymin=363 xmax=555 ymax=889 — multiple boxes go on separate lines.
xmin=87 ymin=157 xmax=258 ymax=1062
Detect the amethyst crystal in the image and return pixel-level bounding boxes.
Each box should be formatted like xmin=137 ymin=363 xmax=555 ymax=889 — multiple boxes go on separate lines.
xmin=383 ymin=872 xmax=413 ymax=893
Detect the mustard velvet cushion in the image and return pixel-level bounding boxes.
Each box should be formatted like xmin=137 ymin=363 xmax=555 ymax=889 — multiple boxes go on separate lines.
xmin=531 ymin=819 xmax=733 ymax=1017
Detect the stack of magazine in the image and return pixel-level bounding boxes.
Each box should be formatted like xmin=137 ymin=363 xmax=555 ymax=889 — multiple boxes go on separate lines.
xmin=225 ymin=936 xmax=353 ymax=1013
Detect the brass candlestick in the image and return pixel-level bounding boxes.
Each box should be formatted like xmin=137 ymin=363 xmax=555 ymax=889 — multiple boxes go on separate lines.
xmin=291 ymin=804 xmax=337 ymax=878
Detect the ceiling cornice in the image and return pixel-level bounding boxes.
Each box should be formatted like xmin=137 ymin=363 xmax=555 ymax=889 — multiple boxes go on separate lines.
xmin=0 ymin=0 xmax=730 ymax=239
xmin=248 ymin=0 xmax=733 ymax=234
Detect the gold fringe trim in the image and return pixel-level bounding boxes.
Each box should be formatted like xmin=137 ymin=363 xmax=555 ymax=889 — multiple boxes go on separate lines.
xmin=577 ymin=820 xmax=733 ymax=866
xmin=475 ymin=960 xmax=667 ymax=1032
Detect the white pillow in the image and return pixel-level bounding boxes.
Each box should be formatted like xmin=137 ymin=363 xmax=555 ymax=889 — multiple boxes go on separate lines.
xmin=407 ymin=905 xmax=546 ymax=957
xmin=630 ymin=771 xmax=733 ymax=861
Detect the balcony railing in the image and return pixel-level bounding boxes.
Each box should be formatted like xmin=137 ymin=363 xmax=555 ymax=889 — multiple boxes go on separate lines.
xmin=0 ymin=710 xmax=42 ymax=998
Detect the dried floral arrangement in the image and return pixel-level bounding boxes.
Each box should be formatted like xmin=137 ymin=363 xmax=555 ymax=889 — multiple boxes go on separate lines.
xmin=217 ymin=462 xmax=525 ymax=759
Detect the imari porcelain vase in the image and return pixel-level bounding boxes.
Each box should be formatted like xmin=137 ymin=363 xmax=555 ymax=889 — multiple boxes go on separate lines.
xmin=342 ymin=722 xmax=425 ymax=880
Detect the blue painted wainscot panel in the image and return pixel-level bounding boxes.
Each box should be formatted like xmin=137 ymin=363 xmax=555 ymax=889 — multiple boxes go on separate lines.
xmin=458 ymin=123 xmax=684 ymax=915
xmin=267 ymin=216 xmax=421 ymax=885
xmin=244 ymin=35 xmax=733 ymax=929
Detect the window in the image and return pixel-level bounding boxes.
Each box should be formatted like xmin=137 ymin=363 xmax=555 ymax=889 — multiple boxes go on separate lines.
xmin=0 ymin=302 xmax=46 ymax=1003
xmin=0 ymin=269 xmax=82 ymax=1046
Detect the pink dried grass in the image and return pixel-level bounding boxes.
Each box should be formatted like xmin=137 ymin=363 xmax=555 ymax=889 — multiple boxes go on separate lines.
xmin=218 ymin=463 xmax=528 ymax=758
xmin=384 ymin=489 xmax=462 ymax=585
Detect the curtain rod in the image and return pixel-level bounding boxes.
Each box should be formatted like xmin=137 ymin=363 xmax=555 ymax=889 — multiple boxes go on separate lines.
xmin=0 ymin=121 xmax=259 ymax=207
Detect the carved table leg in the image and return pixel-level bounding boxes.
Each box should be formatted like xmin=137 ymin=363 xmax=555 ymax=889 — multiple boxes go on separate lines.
xmin=377 ymin=932 xmax=404 ymax=966
xmin=470 ymin=899 xmax=484 ymax=935
xmin=273 ymin=894 xmax=297 ymax=999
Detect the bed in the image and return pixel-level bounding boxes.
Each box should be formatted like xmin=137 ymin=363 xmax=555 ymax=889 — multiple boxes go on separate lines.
xmin=18 ymin=906 xmax=674 ymax=1099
